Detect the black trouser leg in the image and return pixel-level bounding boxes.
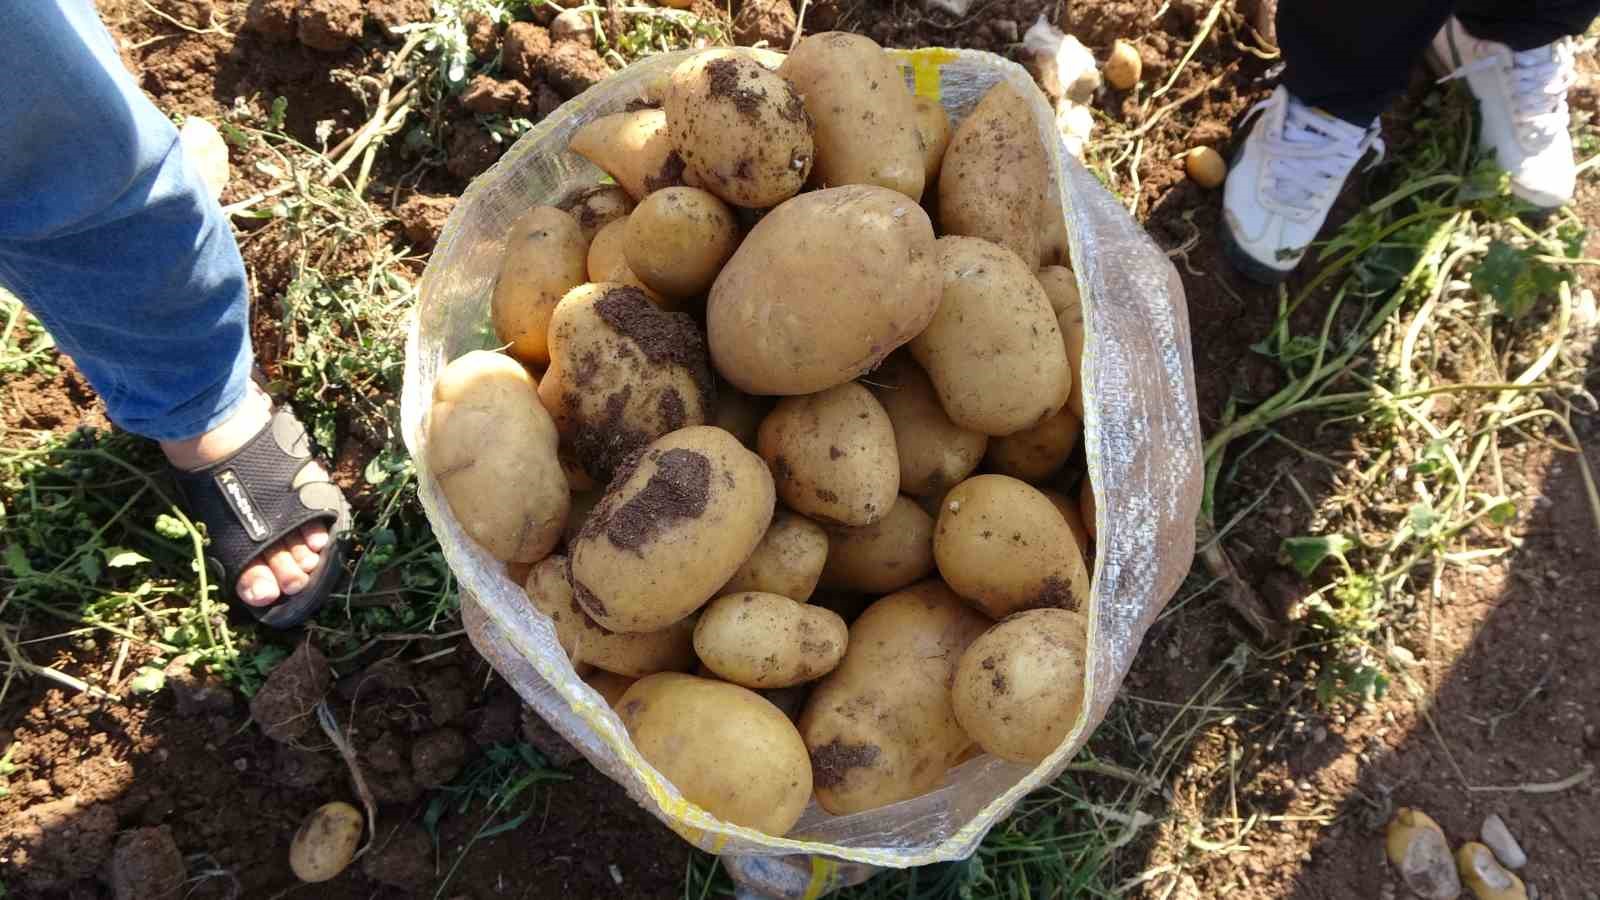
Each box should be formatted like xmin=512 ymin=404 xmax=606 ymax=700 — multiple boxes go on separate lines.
xmin=1456 ymin=0 xmax=1600 ymax=50
xmin=1277 ymin=0 xmax=1456 ymax=125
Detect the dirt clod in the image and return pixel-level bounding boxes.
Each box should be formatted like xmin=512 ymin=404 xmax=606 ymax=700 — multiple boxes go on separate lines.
xmin=361 ymin=823 xmax=435 ymax=892
xmin=243 ymin=0 xmax=298 ymax=40
xmin=367 ymin=0 xmax=430 ymax=33
xmin=412 ymin=728 xmax=470 ymax=787
xmin=297 ymin=0 xmax=364 ymax=52
xmin=272 ymin=744 xmax=336 ymax=788
xmin=163 ymin=653 xmax=235 ymax=717
xmin=503 ymin=22 xmax=554 ymax=83
xmin=109 ymin=826 xmax=185 ymax=900
xmin=544 ymin=42 xmax=613 ymax=98
xmin=461 ymin=75 xmax=532 ymax=116
xmin=446 ymin=127 xmax=503 ymax=180
xmin=250 ymin=641 xmax=332 ymax=744
xmin=420 ymin=666 xmax=469 ymax=726
xmin=465 ymin=13 xmax=501 ymax=57
xmin=733 ymin=0 xmax=797 ymax=47
xmin=0 ymin=796 xmax=117 ymax=892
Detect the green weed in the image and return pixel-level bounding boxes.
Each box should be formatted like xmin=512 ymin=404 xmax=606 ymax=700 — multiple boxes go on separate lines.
xmin=0 ymin=290 xmax=58 ymax=379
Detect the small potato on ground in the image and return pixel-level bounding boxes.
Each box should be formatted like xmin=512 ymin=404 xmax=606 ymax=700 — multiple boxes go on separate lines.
xmin=289 ymin=801 xmax=363 ymax=883
xmin=952 ymin=608 xmax=1087 ymax=763
xmin=694 ymin=592 xmax=848 ymax=688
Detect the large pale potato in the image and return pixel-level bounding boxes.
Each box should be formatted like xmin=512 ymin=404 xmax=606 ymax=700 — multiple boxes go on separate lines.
xmin=492 ymin=206 xmax=589 ymax=366
xmin=757 ymin=383 xmax=899 ymax=526
xmin=570 ymin=427 xmax=775 ymax=632
xmin=952 ymin=608 xmax=1087 ymax=763
xmin=561 ymin=185 xmax=636 ymax=243
xmin=985 ymin=407 xmax=1081 ymax=482
xmin=911 ymin=95 xmax=952 ymax=184
xmin=780 ymin=33 xmax=923 ymax=199
xmin=721 ymin=510 xmax=828 ymax=601
xmin=538 ymin=284 xmax=714 ymax=479
xmin=523 ymin=556 xmax=698 ymax=677
xmin=934 ymin=475 xmax=1090 ymax=618
xmin=866 ymin=354 xmax=986 ymax=497
xmin=618 ymin=673 xmax=811 ymax=835
xmin=624 ymin=186 xmax=739 ymax=299
xmin=708 ymin=185 xmax=940 ymax=395
xmin=666 ymin=50 xmax=813 ymax=207
xmin=800 ymin=581 xmax=990 ymax=814
xmin=910 ymin=236 xmax=1071 ymax=435
xmin=427 ymin=351 xmax=568 ymax=563
xmin=569 ymin=108 xmax=691 ymax=201
xmin=694 ymin=592 xmax=848 ymax=687
xmin=586 ymin=217 xmax=667 ymax=306
xmin=820 ymin=495 xmax=935 ymax=594
xmin=938 ymin=82 xmax=1049 ymax=268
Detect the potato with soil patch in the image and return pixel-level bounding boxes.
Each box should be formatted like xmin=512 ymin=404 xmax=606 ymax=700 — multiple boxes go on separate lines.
xmin=618 ymin=673 xmax=811 ymax=834
xmin=911 ymin=95 xmax=952 ymax=183
xmin=492 ymin=206 xmax=589 ymax=366
xmin=586 ymin=218 xmax=667 ymax=305
xmin=537 ymin=284 xmax=715 ymax=480
xmin=289 ymin=801 xmax=363 ymax=883
xmin=952 ymin=608 xmax=1087 ymax=763
xmin=561 ymin=185 xmax=635 ymax=242
xmin=934 ymin=475 xmax=1090 ymax=619
xmin=666 ymin=50 xmax=813 ymax=207
xmin=694 ymin=592 xmax=848 ymax=687
xmin=911 ymin=236 xmax=1071 ymax=436
xmin=779 ymin=33 xmax=924 ymax=199
xmin=721 ymin=509 xmax=829 ymax=601
xmin=758 ymin=383 xmax=899 ymax=526
xmin=985 ymin=407 xmax=1081 ymax=482
xmin=524 ymin=555 xmax=699 ymax=676
xmin=800 ymin=581 xmax=990 ymax=814
xmin=708 ymin=184 xmax=940 ymax=395
xmin=939 ymin=82 xmax=1050 ymax=267
xmin=624 ymin=186 xmax=739 ymax=299
xmin=427 ymin=350 xmax=569 ymax=563
xmin=570 ymin=426 xmax=775 ymax=632
xmin=866 ymin=354 xmax=987 ymax=497
xmin=819 ymin=494 xmax=935 ymax=594
xmin=570 ymin=108 xmax=690 ymax=201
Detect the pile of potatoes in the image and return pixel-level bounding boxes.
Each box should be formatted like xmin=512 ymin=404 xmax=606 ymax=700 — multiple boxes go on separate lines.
xmin=426 ymin=35 xmax=1100 ymax=839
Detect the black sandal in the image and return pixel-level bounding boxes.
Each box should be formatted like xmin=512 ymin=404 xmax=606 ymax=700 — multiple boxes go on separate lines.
xmin=170 ymin=408 xmax=351 ymax=628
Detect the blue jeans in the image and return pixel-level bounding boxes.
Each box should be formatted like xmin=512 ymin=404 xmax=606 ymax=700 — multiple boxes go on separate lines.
xmin=0 ymin=0 xmax=252 ymax=441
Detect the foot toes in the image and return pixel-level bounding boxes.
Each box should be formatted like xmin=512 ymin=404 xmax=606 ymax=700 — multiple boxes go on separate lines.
xmin=238 ymin=561 xmax=280 ymax=607
xmin=290 ymin=535 xmax=321 ymax=574
xmin=267 ymin=541 xmax=310 ymax=595
xmin=302 ymin=521 xmax=331 ymax=554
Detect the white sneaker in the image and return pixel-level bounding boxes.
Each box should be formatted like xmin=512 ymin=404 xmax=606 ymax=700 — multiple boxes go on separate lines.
xmin=1431 ymin=18 xmax=1577 ymax=209
xmin=1223 ymin=86 xmax=1385 ymax=282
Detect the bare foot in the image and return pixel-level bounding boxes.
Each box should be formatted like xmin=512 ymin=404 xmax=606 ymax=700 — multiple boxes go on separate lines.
xmin=160 ymin=385 xmax=332 ymax=607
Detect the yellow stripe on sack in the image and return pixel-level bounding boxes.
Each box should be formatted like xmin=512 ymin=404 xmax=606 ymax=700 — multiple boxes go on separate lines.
xmin=893 ymin=47 xmax=959 ymax=99
xmin=802 ymin=857 xmax=839 ymax=900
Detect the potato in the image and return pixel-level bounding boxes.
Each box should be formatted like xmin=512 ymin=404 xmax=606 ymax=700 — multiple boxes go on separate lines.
xmin=569 ymin=108 xmax=690 ymax=201
xmin=618 ymin=673 xmax=811 ymax=834
xmin=561 ymin=185 xmax=636 ymax=243
xmin=1042 ymin=489 xmax=1090 ymax=553
xmin=624 ymin=186 xmax=738 ymax=299
xmin=1104 ymin=40 xmax=1142 ymax=90
xmin=570 ymin=426 xmax=775 ymax=632
xmin=910 ymin=236 xmax=1071 ymax=435
xmin=538 ymin=284 xmax=714 ymax=479
xmin=427 ymin=351 xmax=568 ymax=563
xmin=665 ymin=50 xmax=813 ymax=208
xmin=820 ymin=495 xmax=934 ymax=594
xmin=984 ymin=407 xmax=1081 ymax=481
xmin=934 ymin=475 xmax=1089 ymax=618
xmin=758 ymin=383 xmax=899 ymax=526
xmin=780 ymin=33 xmax=924 ymax=199
xmin=587 ymin=218 xmax=667 ymax=306
xmin=708 ymin=184 xmax=940 ymax=395
xmin=952 ymin=608 xmax=1087 ymax=763
xmin=911 ymin=95 xmax=952 ymax=184
xmin=289 ymin=801 xmax=363 ymax=883
xmin=492 ymin=206 xmax=589 ymax=366
xmin=721 ymin=510 xmax=828 ymax=601
xmin=1035 ymin=266 xmax=1080 ymax=316
xmin=939 ymin=82 xmax=1049 ymax=268
xmin=710 ymin=378 xmax=774 ymax=448
xmin=694 ymin=592 xmax=848 ymax=687
xmin=1456 ymin=843 xmax=1526 ymax=900
xmin=1079 ymin=478 xmax=1097 ymax=542
xmin=866 ymin=354 xmax=987 ymax=497
xmin=582 ymin=669 xmax=637 ymax=707
xmin=800 ymin=581 xmax=990 ymax=814
xmin=1387 ymin=809 xmax=1462 ymax=899
xmin=1184 ymin=146 xmax=1226 ymax=189
xmin=523 ymin=556 xmax=698 ymax=676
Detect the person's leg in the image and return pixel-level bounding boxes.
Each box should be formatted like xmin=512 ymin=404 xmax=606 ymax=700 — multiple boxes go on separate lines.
xmin=0 ymin=0 xmax=331 ymax=611
xmin=1277 ymin=0 xmax=1457 ymax=125
xmin=1456 ymin=0 xmax=1600 ymax=50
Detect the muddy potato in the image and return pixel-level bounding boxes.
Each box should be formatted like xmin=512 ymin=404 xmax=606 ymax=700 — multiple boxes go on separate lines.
xmin=711 ymin=378 xmax=774 ymax=448
xmin=561 ymin=185 xmax=636 ymax=243
xmin=934 ymin=475 xmax=1090 ymax=618
xmin=289 ymin=801 xmax=363 ymax=883
xmin=709 ymin=185 xmax=941 ymax=395
xmin=624 ymin=186 xmax=739 ymax=299
xmin=538 ymin=284 xmax=714 ymax=479
xmin=867 ymin=354 xmax=987 ymax=497
xmin=1042 ymin=489 xmax=1090 ymax=553
xmin=492 ymin=207 xmax=589 ymax=366
xmin=820 ymin=495 xmax=935 ymax=594
xmin=695 ymin=592 xmax=849 ymax=688
xmin=618 ymin=673 xmax=811 ymax=834
xmin=953 ymin=609 xmax=1087 ymax=763
xmin=939 ymin=82 xmax=1050 ymax=268
xmin=570 ymin=427 xmax=775 ymax=632
xmin=427 ymin=351 xmax=569 ymax=563
xmin=523 ymin=556 xmax=698 ymax=676
xmin=721 ymin=510 xmax=829 ymax=601
xmin=582 ymin=669 xmax=637 ymax=706
xmin=569 ymin=108 xmax=690 ymax=201
xmin=587 ymin=218 xmax=668 ymax=306
xmin=780 ymin=33 xmax=923 ymax=199
xmin=758 ymin=383 xmax=899 ymax=526
xmin=985 ymin=407 xmax=1081 ymax=482
xmin=800 ymin=581 xmax=990 ymax=814
xmin=666 ymin=50 xmax=813 ymax=207
xmin=911 ymin=95 xmax=952 ymax=183
xmin=911 ymin=236 xmax=1071 ymax=436
xmin=1079 ymin=478 xmax=1097 ymax=542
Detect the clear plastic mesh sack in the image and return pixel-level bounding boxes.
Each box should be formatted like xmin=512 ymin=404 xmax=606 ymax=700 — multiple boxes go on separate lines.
xmin=401 ymin=47 xmax=1202 ymax=899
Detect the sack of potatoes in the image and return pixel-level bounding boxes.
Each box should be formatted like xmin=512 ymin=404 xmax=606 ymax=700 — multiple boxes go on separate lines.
xmin=403 ymin=38 xmax=1202 ymax=898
